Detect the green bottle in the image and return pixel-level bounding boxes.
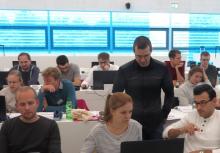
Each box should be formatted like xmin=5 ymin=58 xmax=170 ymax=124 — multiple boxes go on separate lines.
xmin=66 ymin=97 xmax=73 ymax=120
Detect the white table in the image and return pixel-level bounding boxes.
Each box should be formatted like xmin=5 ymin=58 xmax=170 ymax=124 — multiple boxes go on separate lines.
xmin=0 ymin=113 xmax=98 ymax=153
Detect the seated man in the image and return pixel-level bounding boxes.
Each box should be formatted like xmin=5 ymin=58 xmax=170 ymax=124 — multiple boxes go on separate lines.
xmin=163 ymin=84 xmax=220 ymax=153
xmin=81 ymin=52 xmax=119 ymax=89
xmin=38 ymin=67 xmax=77 ymax=112
xmin=10 ymin=52 xmax=40 ymax=86
xmin=165 ymin=49 xmax=185 ymax=87
xmin=199 ymin=51 xmax=218 ymax=87
xmin=0 ymin=86 xmax=62 ymax=153
xmin=56 ymin=55 xmax=81 ymax=87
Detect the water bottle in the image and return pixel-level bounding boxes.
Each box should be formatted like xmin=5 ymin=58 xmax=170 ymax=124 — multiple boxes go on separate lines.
xmin=66 ymin=97 xmax=73 ymax=120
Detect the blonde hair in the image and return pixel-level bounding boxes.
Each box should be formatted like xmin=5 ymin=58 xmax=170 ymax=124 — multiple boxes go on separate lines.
xmin=7 ymin=70 xmax=23 ymax=85
xmin=42 ymin=67 xmax=61 ymax=80
xmin=103 ymin=92 xmax=133 ymax=122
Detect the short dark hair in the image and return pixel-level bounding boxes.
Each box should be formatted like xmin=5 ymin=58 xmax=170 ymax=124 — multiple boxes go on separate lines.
xmin=200 ymin=51 xmax=210 ymax=57
xmin=133 ymin=36 xmax=152 ymax=52
xmin=56 ymin=55 xmax=69 ymax=65
xmin=98 ymin=52 xmax=110 ymax=60
xmin=18 ymin=52 xmax=31 ymax=60
xmin=194 ymin=84 xmax=216 ymax=101
xmin=168 ymin=49 xmax=181 ymax=59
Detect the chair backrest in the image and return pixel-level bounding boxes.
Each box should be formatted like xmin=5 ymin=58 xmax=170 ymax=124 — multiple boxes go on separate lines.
xmin=0 ymin=71 xmax=9 ymax=89
xmin=12 ymin=61 xmax=37 ymax=67
xmin=77 ymin=99 xmax=89 ymax=111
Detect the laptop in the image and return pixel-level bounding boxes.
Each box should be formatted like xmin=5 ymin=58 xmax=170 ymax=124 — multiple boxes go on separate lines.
xmin=121 ymin=138 xmax=184 ymax=153
xmin=0 ymin=96 xmax=7 ymax=122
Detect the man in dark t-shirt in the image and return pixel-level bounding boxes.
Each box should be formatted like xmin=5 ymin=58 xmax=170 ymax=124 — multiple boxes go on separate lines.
xmin=0 ymin=86 xmax=62 ymax=153
xmin=165 ymin=49 xmax=185 ymax=87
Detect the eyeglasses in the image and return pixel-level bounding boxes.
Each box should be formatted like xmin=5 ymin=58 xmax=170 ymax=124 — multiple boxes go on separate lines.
xmin=194 ymin=99 xmax=211 ymax=107
xmin=201 ymin=59 xmax=210 ymax=61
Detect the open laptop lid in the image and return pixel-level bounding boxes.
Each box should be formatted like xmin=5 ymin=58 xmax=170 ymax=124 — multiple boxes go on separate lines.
xmin=121 ymin=138 xmax=184 ymax=153
xmin=0 ymin=95 xmax=7 ymax=122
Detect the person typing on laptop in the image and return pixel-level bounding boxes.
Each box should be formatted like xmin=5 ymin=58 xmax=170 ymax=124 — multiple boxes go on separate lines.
xmin=80 ymin=92 xmax=142 ymax=153
xmin=163 ymin=84 xmax=220 ymax=153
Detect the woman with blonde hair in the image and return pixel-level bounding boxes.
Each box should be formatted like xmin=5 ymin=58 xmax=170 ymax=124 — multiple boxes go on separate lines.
xmin=0 ymin=70 xmax=23 ymax=112
xmin=80 ymin=92 xmax=142 ymax=153
xmin=175 ymin=66 xmax=211 ymax=106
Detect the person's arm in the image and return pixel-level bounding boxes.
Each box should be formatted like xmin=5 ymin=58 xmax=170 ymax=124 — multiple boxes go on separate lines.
xmin=81 ymin=67 xmax=95 ymax=89
xmin=0 ymin=122 xmax=9 ymax=153
xmin=175 ymin=63 xmax=185 ymax=84
xmin=48 ymin=121 xmax=62 ymax=153
xmin=80 ymin=132 xmax=96 ymax=153
xmin=29 ymin=65 xmax=40 ymax=85
xmin=167 ymin=122 xmax=199 ymax=139
xmin=66 ymin=81 xmax=77 ymax=108
xmin=112 ymin=67 xmax=126 ymax=92
xmin=37 ymin=89 xmax=46 ymax=111
xmin=72 ymin=64 xmax=81 ymax=86
xmin=161 ymin=67 xmax=174 ymax=119
xmin=175 ymin=87 xmax=191 ymax=106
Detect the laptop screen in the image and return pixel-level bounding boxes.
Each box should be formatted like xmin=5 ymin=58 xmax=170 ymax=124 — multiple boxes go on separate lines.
xmin=121 ymin=138 xmax=184 ymax=153
xmin=0 ymin=95 xmax=7 ymax=122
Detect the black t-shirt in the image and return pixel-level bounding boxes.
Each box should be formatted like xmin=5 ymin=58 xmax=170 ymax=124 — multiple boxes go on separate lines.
xmin=0 ymin=116 xmax=62 ymax=153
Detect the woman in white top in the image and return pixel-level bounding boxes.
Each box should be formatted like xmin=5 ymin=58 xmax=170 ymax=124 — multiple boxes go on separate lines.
xmin=175 ymin=66 xmax=211 ymax=106
xmin=80 ymin=92 xmax=142 ymax=153
xmin=0 ymin=70 xmax=23 ymax=112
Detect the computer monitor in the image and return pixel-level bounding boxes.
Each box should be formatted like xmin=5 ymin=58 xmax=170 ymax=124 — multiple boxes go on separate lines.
xmin=93 ymin=70 xmax=118 ymax=90
xmin=12 ymin=61 xmax=37 ymax=67
xmin=0 ymin=71 xmax=8 ymax=89
xmin=91 ymin=61 xmax=114 ymax=67
xmin=121 ymin=138 xmax=184 ymax=153
xmin=0 ymin=96 xmax=7 ymax=122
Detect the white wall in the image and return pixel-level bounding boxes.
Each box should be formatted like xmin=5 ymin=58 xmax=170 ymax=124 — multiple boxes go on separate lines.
xmin=0 ymin=0 xmax=220 ymax=70
xmin=0 ymin=0 xmax=219 ymax=13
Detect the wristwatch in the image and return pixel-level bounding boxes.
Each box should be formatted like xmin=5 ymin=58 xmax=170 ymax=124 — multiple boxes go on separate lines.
xmin=199 ymin=150 xmax=204 ymax=153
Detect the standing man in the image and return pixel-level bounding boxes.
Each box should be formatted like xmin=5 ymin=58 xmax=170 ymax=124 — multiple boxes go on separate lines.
xmin=112 ymin=36 xmax=174 ymax=140
xmin=38 ymin=67 xmax=77 ymax=112
xmin=0 ymin=86 xmax=62 ymax=153
xmin=56 ymin=55 xmax=81 ymax=87
xmin=165 ymin=49 xmax=185 ymax=87
xmin=81 ymin=52 xmax=119 ymax=89
xmin=163 ymin=84 xmax=220 ymax=153
xmin=200 ymin=51 xmax=218 ymax=87
xmin=10 ymin=52 xmax=40 ymax=86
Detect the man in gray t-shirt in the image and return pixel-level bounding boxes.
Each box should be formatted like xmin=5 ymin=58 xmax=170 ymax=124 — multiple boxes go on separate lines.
xmin=56 ymin=55 xmax=81 ymax=86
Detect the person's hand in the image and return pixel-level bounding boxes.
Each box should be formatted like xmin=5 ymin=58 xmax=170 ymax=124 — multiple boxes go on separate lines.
xmin=81 ymin=84 xmax=88 ymax=89
xmin=181 ymin=123 xmax=199 ymax=135
xmin=103 ymin=64 xmax=110 ymax=71
xmin=43 ymin=84 xmax=56 ymax=92
xmin=176 ymin=62 xmax=184 ymax=69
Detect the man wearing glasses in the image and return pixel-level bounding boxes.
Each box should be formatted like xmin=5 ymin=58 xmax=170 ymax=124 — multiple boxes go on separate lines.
xmin=56 ymin=55 xmax=81 ymax=87
xmin=113 ymin=36 xmax=174 ymax=140
xmin=163 ymin=84 xmax=220 ymax=153
xmin=81 ymin=52 xmax=119 ymax=89
xmin=199 ymin=51 xmax=218 ymax=87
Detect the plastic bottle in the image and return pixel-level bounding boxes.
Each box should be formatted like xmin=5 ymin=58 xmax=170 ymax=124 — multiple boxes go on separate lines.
xmin=66 ymin=97 xmax=73 ymax=120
